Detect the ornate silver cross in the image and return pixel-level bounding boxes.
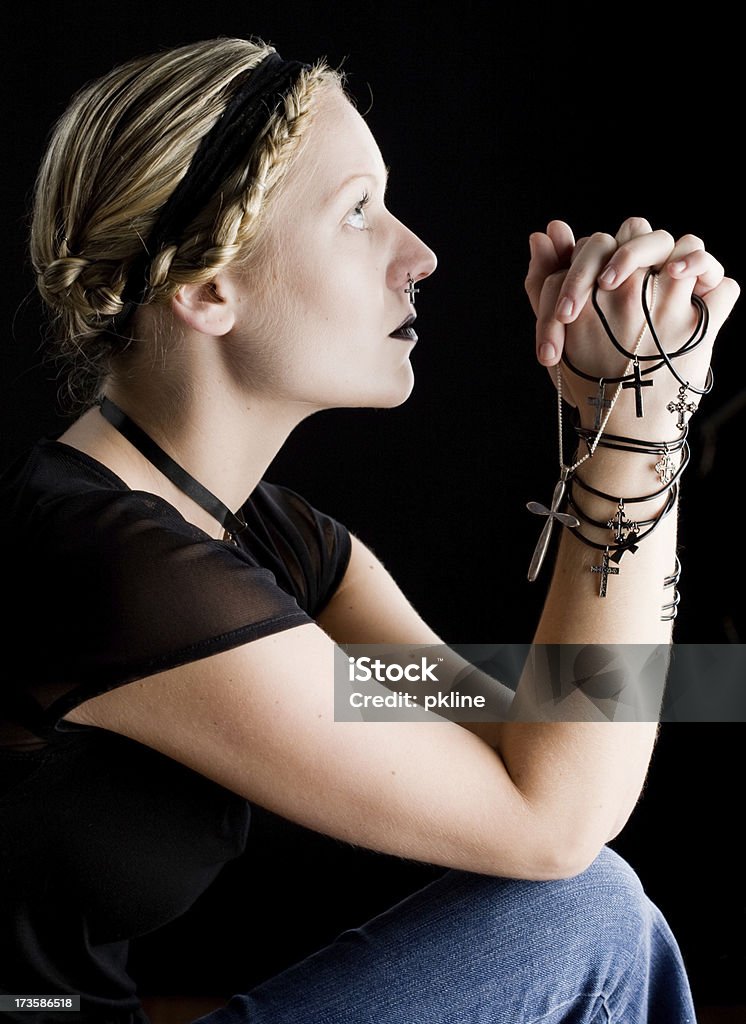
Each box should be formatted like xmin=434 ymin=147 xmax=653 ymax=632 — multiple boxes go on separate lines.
xmin=405 ymin=275 xmax=419 ymax=305
xmin=655 ymin=445 xmax=676 ymax=485
xmin=607 ymin=499 xmax=639 ymax=546
xmin=526 ymin=469 xmax=580 ymax=582
xmin=667 ymin=386 xmax=698 ymax=430
xmin=591 ymin=547 xmax=620 ymax=598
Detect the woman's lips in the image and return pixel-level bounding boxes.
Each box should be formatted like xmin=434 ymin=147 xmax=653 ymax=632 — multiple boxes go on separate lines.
xmin=389 ymin=314 xmax=417 ymax=341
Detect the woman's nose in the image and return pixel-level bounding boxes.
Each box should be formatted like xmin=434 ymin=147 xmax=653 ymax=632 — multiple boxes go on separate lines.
xmin=389 ymin=220 xmax=437 ymax=292
xmin=411 ymin=238 xmax=438 ymax=282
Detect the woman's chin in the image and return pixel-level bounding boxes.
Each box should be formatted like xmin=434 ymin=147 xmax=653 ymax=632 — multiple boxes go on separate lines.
xmin=306 ymin=365 xmax=416 ymax=412
xmin=363 ymin=371 xmax=415 ymax=409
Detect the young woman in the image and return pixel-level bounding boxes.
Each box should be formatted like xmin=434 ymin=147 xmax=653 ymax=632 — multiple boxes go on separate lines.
xmin=1 ymin=35 xmax=738 ymax=1023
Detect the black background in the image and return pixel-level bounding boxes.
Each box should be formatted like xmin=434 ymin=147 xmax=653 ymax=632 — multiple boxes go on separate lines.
xmin=3 ymin=1 xmax=744 ymax=1011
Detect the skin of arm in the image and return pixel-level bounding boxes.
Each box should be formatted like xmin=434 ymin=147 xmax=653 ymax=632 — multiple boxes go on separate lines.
xmin=465 ymin=218 xmax=738 ymax=855
xmin=63 ymin=220 xmax=739 ymax=883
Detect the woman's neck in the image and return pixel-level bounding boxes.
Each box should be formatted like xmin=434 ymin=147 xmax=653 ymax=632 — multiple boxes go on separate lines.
xmin=57 ymin=376 xmax=314 ymax=540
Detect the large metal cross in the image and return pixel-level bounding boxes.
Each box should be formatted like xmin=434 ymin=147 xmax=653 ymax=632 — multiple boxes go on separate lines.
xmin=622 ymin=358 xmax=653 ymax=418
xmin=526 ymin=473 xmax=580 ymax=582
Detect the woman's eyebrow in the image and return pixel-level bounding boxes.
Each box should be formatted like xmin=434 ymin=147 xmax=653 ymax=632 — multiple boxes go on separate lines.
xmin=328 ymin=166 xmax=390 ymax=202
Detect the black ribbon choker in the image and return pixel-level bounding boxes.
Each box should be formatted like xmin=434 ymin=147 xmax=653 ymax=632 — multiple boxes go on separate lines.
xmin=98 ymin=397 xmax=247 ymax=542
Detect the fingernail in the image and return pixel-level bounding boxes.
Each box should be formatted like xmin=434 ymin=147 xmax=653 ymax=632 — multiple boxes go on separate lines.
xmin=670 ymin=260 xmax=686 ymax=274
xmin=539 ymin=342 xmax=556 ymax=363
xmin=557 ymin=297 xmax=574 ymax=319
xmin=599 ymin=265 xmax=617 ymax=285
xmin=529 ymin=236 xmax=536 ymax=258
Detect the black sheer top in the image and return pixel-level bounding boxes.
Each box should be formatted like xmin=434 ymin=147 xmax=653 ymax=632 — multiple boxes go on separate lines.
xmin=0 ymin=438 xmax=352 ymax=1022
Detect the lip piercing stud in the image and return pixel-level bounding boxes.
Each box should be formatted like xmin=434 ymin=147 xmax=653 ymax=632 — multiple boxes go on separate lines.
xmin=405 ymin=274 xmax=419 ymax=305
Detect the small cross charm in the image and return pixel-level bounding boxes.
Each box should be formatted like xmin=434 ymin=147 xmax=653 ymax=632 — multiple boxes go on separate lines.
xmin=587 ymin=382 xmax=612 ymax=431
xmin=622 ymin=357 xmax=653 ymax=418
xmin=405 ymin=275 xmax=419 ymax=304
xmin=591 ymin=547 xmax=620 ymax=598
xmin=606 ymin=500 xmax=639 ymax=546
xmin=667 ymin=386 xmax=698 ymax=429
xmin=655 ymin=445 xmax=676 ymax=485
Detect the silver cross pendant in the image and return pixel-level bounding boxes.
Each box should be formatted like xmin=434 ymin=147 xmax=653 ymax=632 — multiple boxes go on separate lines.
xmin=526 ymin=469 xmax=580 ymax=582
xmin=655 ymin=445 xmax=676 ymax=485
xmin=591 ymin=546 xmax=620 ymax=598
xmin=667 ymin=385 xmax=698 ymax=430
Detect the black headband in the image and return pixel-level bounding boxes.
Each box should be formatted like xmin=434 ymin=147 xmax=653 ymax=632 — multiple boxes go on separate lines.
xmin=115 ymin=50 xmax=308 ymax=325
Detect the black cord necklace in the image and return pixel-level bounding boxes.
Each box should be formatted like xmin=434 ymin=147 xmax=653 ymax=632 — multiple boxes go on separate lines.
xmin=639 ymin=265 xmax=715 ymax=398
xmin=561 ymin=271 xmax=709 ymax=411
xmin=98 ymin=397 xmax=247 ymax=543
xmin=592 ymin=269 xmax=708 ymax=364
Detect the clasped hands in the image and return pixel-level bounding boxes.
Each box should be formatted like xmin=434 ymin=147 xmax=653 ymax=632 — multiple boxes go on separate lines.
xmin=525 ymin=217 xmax=740 ymax=432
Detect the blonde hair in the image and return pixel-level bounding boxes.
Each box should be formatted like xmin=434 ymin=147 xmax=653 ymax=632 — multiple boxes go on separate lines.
xmin=29 ymin=37 xmax=342 ymax=410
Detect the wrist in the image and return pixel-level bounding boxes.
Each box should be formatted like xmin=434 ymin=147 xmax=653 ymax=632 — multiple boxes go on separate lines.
xmin=576 ymin=387 xmax=697 ymax=439
xmin=572 ymin=442 xmax=683 ymax=498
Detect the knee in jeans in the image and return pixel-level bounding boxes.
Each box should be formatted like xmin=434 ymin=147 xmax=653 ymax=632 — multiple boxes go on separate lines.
xmin=435 ymin=847 xmax=653 ymax=961
xmin=564 ymin=845 xmax=653 ymax=953
xmin=503 ymin=846 xmax=649 ymax=950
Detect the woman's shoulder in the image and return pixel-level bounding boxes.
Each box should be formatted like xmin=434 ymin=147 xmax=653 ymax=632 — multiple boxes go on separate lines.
xmin=1 ymin=436 xmax=351 ymax=619
xmin=2 ymin=435 xmax=137 ymax=512
xmin=1 ymin=437 xmax=346 ymax=542
xmin=2 ymin=440 xmax=315 ymax=699
xmin=0 ymin=437 xmax=203 ymax=549
xmin=242 ymin=478 xmax=352 ymax=616
xmin=243 ymin=477 xmax=347 ymax=542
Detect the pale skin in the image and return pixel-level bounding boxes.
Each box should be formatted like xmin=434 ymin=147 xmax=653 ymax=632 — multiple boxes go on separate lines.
xmin=61 ymin=84 xmax=739 ymax=881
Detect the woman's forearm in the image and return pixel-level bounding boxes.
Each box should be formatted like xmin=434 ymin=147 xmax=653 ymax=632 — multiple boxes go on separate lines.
xmin=492 ymin=422 xmax=680 ymax=859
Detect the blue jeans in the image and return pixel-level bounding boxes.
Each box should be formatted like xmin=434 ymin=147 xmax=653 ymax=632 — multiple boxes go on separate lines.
xmin=194 ymin=846 xmax=696 ymax=1023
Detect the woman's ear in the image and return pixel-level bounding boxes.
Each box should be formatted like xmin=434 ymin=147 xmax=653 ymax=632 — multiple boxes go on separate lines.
xmin=171 ymin=274 xmax=237 ymax=336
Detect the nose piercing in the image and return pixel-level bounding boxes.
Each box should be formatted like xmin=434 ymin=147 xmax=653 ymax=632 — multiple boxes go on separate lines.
xmin=405 ymin=274 xmax=419 ymax=305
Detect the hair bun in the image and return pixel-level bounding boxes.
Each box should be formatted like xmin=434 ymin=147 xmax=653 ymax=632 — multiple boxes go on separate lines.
xmin=40 ymin=256 xmax=91 ymax=297
xmin=38 ymin=255 xmax=127 ymax=321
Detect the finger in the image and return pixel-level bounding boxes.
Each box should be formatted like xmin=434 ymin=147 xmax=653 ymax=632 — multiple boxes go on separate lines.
xmin=553 ymin=232 xmax=618 ymax=323
xmin=570 ymin=236 xmax=591 ymax=261
xmin=535 ymin=270 xmax=568 ymax=365
xmin=666 ymin=233 xmax=705 ymax=261
xmin=662 ymin=233 xmax=705 ymax=288
xmin=693 ymin=275 xmax=741 ymax=333
xmin=666 ymin=248 xmax=724 ymax=296
xmin=525 ymin=231 xmax=563 ymax=315
xmin=614 ymin=216 xmax=653 ymax=245
xmin=546 ymin=220 xmax=575 ymax=266
xmin=595 ymin=228 xmax=676 ymax=291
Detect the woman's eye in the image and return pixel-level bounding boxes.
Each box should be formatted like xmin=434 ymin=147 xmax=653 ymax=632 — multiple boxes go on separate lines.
xmin=345 ymin=192 xmax=370 ymax=231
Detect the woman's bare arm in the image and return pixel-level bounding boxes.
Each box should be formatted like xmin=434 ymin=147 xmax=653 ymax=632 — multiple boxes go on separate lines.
xmin=63 ymin=218 xmax=738 ymax=882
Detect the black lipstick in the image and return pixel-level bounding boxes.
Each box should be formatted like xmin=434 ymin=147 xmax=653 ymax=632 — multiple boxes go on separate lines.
xmin=389 ymin=314 xmax=417 ymax=341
